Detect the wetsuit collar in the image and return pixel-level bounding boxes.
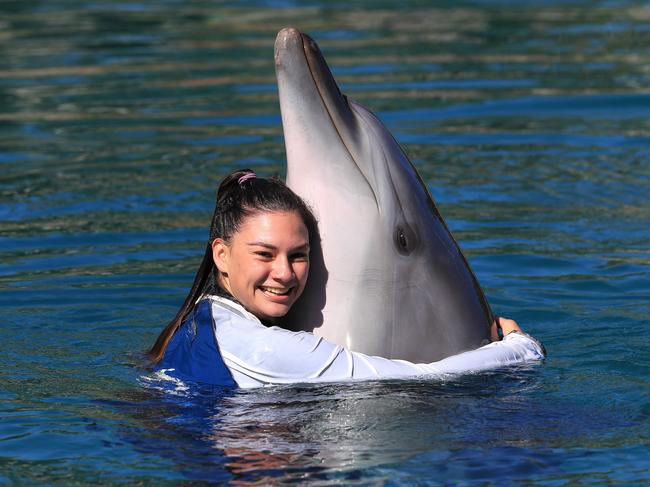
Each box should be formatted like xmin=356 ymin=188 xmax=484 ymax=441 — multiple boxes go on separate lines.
xmin=205 ymin=293 xmax=263 ymax=325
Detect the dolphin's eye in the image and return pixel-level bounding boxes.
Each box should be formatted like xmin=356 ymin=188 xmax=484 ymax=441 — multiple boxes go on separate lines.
xmin=394 ymin=225 xmax=417 ymax=255
xmin=398 ymin=230 xmax=407 ymax=249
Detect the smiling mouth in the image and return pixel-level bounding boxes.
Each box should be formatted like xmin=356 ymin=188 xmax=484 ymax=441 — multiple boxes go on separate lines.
xmin=260 ymin=286 xmax=293 ymax=297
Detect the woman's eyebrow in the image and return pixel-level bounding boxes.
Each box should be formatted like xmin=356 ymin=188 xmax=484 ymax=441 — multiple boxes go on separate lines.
xmin=247 ymin=241 xmax=276 ymax=249
xmin=247 ymin=241 xmax=309 ymax=250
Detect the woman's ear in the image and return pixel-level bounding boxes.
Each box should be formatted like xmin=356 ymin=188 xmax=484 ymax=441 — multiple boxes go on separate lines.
xmin=212 ymin=238 xmax=230 ymax=275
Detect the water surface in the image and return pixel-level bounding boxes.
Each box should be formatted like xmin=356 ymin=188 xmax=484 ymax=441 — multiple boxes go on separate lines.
xmin=1 ymin=0 xmax=649 ymax=484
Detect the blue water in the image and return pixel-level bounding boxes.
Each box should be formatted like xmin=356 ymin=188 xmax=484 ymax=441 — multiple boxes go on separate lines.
xmin=1 ymin=0 xmax=649 ymax=484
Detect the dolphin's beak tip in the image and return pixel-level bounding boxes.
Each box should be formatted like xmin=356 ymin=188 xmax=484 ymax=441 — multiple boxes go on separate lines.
xmin=275 ymin=27 xmax=304 ymax=68
xmin=278 ymin=26 xmax=301 ymax=36
xmin=275 ymin=27 xmax=302 ymax=49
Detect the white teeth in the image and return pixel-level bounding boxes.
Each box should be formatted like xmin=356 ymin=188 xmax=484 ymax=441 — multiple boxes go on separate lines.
xmin=261 ymin=286 xmax=290 ymax=296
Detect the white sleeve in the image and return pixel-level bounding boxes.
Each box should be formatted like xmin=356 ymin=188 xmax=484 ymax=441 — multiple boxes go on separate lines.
xmin=425 ymin=332 xmax=546 ymax=374
xmin=212 ymin=302 xmax=545 ymax=388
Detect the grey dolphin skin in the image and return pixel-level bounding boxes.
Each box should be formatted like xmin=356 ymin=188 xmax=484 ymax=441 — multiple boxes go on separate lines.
xmin=275 ymin=27 xmax=494 ymax=363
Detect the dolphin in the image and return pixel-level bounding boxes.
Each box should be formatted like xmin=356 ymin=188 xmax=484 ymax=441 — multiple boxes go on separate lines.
xmin=275 ymin=27 xmax=494 ymax=363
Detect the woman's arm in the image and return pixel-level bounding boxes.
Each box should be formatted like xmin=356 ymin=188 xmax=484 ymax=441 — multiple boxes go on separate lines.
xmin=213 ymin=301 xmax=545 ymax=388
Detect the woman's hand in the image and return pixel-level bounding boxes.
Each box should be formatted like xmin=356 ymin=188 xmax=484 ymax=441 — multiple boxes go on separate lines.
xmin=490 ymin=316 xmax=522 ymax=342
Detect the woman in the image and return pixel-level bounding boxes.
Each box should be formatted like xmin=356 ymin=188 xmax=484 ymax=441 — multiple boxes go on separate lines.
xmin=149 ymin=169 xmax=544 ymax=388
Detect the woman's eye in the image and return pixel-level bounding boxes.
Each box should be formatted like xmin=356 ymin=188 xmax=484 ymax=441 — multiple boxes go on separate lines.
xmin=290 ymin=252 xmax=308 ymax=262
xmin=255 ymin=251 xmax=273 ymax=259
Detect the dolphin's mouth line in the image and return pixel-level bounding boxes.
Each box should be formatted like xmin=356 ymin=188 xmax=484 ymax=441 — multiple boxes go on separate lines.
xmin=299 ymin=34 xmax=380 ymax=210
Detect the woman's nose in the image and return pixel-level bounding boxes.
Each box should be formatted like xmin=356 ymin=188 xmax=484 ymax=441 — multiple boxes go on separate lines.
xmin=271 ymin=256 xmax=294 ymax=281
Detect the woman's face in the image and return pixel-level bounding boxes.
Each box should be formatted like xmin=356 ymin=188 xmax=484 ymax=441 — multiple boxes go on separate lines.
xmin=212 ymin=210 xmax=310 ymax=321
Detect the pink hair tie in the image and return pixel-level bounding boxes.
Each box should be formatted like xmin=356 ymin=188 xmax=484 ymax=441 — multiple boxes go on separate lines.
xmin=238 ymin=172 xmax=257 ymax=185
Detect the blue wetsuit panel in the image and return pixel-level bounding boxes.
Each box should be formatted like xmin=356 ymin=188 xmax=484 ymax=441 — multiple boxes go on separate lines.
xmin=156 ymin=299 xmax=236 ymax=387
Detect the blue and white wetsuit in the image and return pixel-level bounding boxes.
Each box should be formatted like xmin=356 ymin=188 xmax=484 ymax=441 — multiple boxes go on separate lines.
xmin=156 ymin=294 xmax=545 ymax=389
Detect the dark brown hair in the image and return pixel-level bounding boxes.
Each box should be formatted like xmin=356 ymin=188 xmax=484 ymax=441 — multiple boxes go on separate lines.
xmin=148 ymin=169 xmax=318 ymax=363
